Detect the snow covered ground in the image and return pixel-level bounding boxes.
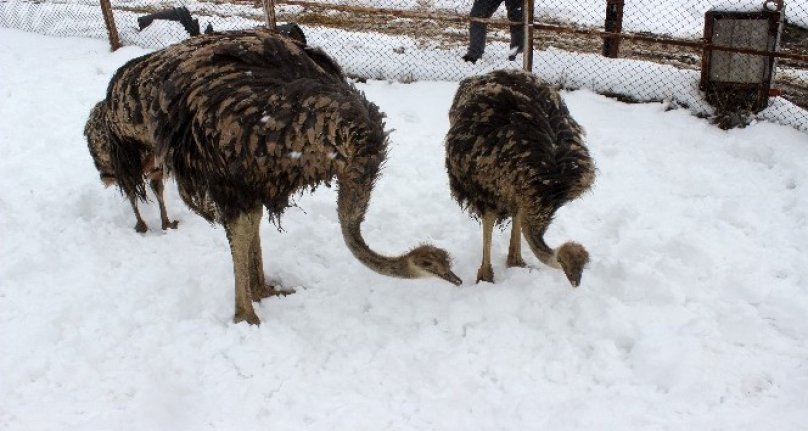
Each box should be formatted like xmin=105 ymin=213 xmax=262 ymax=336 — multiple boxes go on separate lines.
xmin=2 ymin=29 xmax=808 ymax=430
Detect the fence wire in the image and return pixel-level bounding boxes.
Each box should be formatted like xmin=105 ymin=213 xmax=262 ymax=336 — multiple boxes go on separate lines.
xmin=1 ymin=0 xmax=806 ymax=131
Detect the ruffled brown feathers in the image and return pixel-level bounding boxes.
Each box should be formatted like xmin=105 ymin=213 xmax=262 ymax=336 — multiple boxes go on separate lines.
xmin=103 ymin=28 xmax=386 ymax=225
xmin=445 ymin=69 xmax=595 ymax=223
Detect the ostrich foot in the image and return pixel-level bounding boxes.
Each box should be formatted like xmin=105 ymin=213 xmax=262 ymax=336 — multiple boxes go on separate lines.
xmin=134 ymin=220 xmax=148 ymax=233
xmin=251 ymin=283 xmax=295 ymax=301
xmin=476 ymin=264 xmax=494 ymax=284
xmin=507 ymin=255 xmax=527 ymax=268
xmin=162 ymin=220 xmax=179 ymax=230
xmin=234 ymin=308 xmax=261 ymax=326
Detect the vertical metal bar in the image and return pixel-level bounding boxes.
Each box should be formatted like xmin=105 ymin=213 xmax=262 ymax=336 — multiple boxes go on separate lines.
xmin=99 ymin=0 xmax=120 ymax=51
xmin=522 ymin=0 xmax=534 ymax=71
xmin=699 ymin=12 xmax=714 ymax=91
xmin=759 ymin=9 xmax=784 ymax=109
xmin=602 ymin=0 xmax=624 ymax=58
xmin=264 ymin=0 xmax=277 ymax=30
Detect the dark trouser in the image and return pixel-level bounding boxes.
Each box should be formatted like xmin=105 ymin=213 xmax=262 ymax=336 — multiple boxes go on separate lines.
xmin=465 ymin=0 xmax=524 ymax=59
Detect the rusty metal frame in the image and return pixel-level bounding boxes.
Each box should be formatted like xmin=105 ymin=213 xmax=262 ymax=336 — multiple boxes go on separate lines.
xmin=99 ymin=0 xmax=120 ymax=50
xmin=263 ymin=0 xmax=277 ymax=30
xmin=522 ymin=0 xmax=534 ymax=71
xmin=602 ymin=0 xmax=624 ymax=58
xmin=700 ymin=9 xmax=783 ymax=112
xmin=533 ymin=23 xmax=807 ymax=62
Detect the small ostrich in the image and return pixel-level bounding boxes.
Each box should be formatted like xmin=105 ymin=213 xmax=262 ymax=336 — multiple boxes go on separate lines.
xmin=445 ymin=69 xmax=595 ymax=286
xmin=84 ymin=100 xmax=178 ymax=233
xmin=104 ymin=28 xmax=462 ymax=325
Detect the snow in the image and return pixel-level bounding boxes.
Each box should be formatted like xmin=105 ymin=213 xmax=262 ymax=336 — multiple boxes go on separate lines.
xmin=2 ymin=28 xmax=808 ymax=430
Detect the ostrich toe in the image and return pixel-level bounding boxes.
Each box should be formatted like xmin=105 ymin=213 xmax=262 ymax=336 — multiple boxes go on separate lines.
xmin=507 ymin=255 xmax=527 ymax=268
xmin=234 ymin=309 xmax=261 ymax=326
xmin=476 ymin=264 xmax=494 ymax=284
xmin=134 ymin=220 xmax=148 ymax=233
xmin=251 ymin=283 xmax=295 ymax=301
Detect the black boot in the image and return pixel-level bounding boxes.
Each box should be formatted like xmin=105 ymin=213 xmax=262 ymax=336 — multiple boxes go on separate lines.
xmin=507 ymin=45 xmax=524 ymax=61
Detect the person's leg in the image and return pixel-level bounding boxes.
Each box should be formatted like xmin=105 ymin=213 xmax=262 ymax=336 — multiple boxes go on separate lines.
xmin=464 ymin=0 xmax=504 ymax=61
xmin=505 ymin=0 xmax=524 ymax=59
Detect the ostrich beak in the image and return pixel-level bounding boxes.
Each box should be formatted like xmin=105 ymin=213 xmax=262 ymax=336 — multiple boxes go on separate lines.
xmin=566 ymin=271 xmax=582 ymax=288
xmin=441 ymin=271 xmax=463 ymax=286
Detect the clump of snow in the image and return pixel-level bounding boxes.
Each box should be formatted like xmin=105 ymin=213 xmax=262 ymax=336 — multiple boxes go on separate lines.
xmin=2 ymin=28 xmax=808 ymax=430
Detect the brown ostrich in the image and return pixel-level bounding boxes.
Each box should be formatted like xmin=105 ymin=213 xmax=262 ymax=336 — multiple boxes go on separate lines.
xmin=104 ymin=28 xmax=461 ymax=325
xmin=445 ymin=69 xmax=595 ymax=286
xmin=84 ymin=100 xmax=178 ymax=233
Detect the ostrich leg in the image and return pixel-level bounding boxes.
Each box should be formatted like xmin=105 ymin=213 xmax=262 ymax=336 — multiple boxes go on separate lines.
xmin=129 ymin=196 xmax=148 ymax=233
xmin=149 ymin=179 xmax=179 ymax=230
xmin=507 ymin=209 xmax=527 ymax=267
xmin=225 ymin=207 xmax=262 ymax=325
xmin=476 ymin=212 xmax=496 ymax=283
xmin=247 ymin=207 xmax=293 ymax=301
xmin=248 ymin=210 xmax=269 ymax=301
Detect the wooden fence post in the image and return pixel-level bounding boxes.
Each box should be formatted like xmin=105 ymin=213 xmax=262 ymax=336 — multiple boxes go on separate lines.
xmin=263 ymin=0 xmax=277 ymax=30
xmin=522 ymin=0 xmax=534 ymax=71
xmin=602 ymin=0 xmax=624 ymax=57
xmin=99 ymin=0 xmax=120 ymax=51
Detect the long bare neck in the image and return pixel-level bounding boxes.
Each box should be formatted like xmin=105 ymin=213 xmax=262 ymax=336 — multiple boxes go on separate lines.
xmin=522 ymin=220 xmax=561 ymax=269
xmin=336 ymin=180 xmax=416 ymax=278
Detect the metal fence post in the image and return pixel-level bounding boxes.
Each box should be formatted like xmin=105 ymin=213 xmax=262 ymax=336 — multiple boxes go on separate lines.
xmin=263 ymin=0 xmax=277 ymax=30
xmin=99 ymin=0 xmax=120 ymax=51
xmin=602 ymin=0 xmax=624 ymax=58
xmin=522 ymin=0 xmax=534 ymax=71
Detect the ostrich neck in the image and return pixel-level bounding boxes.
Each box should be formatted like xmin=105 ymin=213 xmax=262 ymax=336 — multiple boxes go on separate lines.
xmin=336 ymin=181 xmax=415 ymax=278
xmin=522 ymin=221 xmax=561 ymax=269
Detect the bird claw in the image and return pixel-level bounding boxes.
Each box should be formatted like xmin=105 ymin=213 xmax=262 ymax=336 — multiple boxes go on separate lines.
xmin=251 ymin=283 xmax=295 ymax=301
xmin=234 ymin=310 xmax=261 ymax=326
xmin=507 ymin=256 xmax=527 ymax=268
xmin=476 ymin=265 xmax=494 ymax=284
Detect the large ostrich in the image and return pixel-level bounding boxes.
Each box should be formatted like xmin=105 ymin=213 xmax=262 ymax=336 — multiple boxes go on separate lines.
xmin=85 ymin=100 xmax=178 ymax=232
xmin=104 ymin=28 xmax=461 ymax=324
xmin=445 ymin=69 xmax=595 ymax=286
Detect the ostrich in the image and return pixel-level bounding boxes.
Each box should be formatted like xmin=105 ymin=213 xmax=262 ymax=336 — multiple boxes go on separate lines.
xmin=84 ymin=100 xmax=178 ymax=233
xmin=445 ymin=69 xmax=595 ymax=286
xmin=104 ymin=28 xmax=462 ymax=325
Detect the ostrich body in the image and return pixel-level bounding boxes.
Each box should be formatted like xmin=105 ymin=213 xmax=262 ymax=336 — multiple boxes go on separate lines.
xmin=84 ymin=100 xmax=178 ymax=232
xmin=445 ymin=70 xmax=595 ymax=286
xmin=104 ymin=29 xmax=461 ymax=324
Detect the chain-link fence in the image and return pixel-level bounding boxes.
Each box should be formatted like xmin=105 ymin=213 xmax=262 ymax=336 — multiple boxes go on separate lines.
xmin=1 ymin=0 xmax=806 ymax=131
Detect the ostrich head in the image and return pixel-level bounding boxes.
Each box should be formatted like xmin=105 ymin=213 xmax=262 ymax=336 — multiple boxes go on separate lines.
xmin=88 ymin=144 xmax=117 ymax=187
xmin=556 ymin=242 xmax=589 ymax=287
xmin=406 ymin=244 xmax=463 ymax=286
xmin=85 ymin=101 xmax=117 ymax=187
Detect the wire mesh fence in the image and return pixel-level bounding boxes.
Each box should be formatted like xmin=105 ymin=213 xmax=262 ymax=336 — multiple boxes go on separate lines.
xmin=1 ymin=0 xmax=806 ymax=131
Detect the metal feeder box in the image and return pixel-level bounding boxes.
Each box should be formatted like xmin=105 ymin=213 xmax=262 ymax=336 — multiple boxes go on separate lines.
xmin=700 ymin=4 xmax=783 ymax=113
